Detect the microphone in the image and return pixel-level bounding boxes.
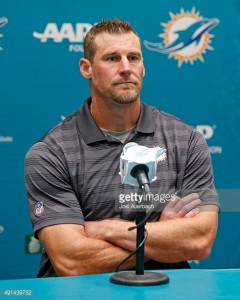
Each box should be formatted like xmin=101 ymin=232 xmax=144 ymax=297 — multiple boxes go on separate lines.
xmin=110 ymin=143 xmax=169 ymax=286
xmin=119 ymin=142 xmax=167 ymax=187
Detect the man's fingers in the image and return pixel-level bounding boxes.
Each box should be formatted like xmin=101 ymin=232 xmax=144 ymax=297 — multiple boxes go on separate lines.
xmin=184 ymin=207 xmax=201 ymax=218
xmin=163 ymin=194 xmax=181 ymax=209
xmin=174 ymin=193 xmax=200 ymax=212
xmin=160 ymin=193 xmax=201 ymax=221
xmin=176 ymin=193 xmax=201 ymax=217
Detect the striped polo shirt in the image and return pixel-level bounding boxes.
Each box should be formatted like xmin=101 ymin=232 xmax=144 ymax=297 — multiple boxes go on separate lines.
xmin=24 ymin=97 xmax=219 ymax=276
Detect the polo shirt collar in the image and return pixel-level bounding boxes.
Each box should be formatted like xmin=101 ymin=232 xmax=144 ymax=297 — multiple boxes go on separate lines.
xmin=77 ymin=98 xmax=155 ymax=145
xmin=136 ymin=102 xmax=155 ymax=134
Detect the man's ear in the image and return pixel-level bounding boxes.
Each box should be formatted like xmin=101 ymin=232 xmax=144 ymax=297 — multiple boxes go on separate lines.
xmin=79 ymin=58 xmax=92 ymax=79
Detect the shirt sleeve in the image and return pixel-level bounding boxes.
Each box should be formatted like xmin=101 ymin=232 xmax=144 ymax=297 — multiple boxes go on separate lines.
xmin=24 ymin=141 xmax=84 ymax=237
xmin=180 ymin=129 xmax=220 ymax=209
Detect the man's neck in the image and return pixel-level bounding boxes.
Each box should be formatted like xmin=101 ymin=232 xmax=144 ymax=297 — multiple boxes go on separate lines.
xmin=90 ymin=98 xmax=141 ymax=132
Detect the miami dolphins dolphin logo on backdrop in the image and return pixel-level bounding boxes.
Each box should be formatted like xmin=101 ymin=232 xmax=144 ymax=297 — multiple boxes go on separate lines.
xmin=0 ymin=17 xmax=8 ymax=51
xmin=144 ymin=8 xmax=219 ymax=67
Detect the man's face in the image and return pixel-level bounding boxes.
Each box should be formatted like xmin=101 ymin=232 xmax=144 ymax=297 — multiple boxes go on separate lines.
xmin=89 ymin=32 xmax=145 ymax=105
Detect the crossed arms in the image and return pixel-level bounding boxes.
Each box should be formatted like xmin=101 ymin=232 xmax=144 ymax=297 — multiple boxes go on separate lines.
xmin=38 ymin=193 xmax=219 ymax=276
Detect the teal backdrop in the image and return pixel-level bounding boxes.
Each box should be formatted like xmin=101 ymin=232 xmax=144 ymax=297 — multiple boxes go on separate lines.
xmin=0 ymin=0 xmax=240 ymax=279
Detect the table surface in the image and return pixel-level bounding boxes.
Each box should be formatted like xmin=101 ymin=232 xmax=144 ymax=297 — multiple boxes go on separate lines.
xmin=0 ymin=269 xmax=239 ymax=299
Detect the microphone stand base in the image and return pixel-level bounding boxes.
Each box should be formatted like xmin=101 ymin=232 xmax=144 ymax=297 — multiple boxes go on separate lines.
xmin=110 ymin=271 xmax=169 ymax=286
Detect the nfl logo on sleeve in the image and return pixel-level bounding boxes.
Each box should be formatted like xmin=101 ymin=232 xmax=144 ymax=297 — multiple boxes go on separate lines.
xmin=35 ymin=201 xmax=44 ymax=215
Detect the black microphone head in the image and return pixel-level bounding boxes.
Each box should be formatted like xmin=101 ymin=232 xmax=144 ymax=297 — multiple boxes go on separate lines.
xmin=130 ymin=164 xmax=150 ymax=187
xmin=130 ymin=164 xmax=149 ymax=178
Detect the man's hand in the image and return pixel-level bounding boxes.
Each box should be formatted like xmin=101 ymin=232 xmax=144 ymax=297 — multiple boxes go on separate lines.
xmin=159 ymin=193 xmax=201 ymax=221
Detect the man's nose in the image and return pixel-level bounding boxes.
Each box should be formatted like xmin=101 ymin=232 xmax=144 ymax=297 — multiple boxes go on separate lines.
xmin=119 ymin=57 xmax=131 ymax=76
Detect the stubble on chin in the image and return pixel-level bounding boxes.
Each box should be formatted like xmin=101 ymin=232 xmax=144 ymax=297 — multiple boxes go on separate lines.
xmin=110 ymin=82 xmax=142 ymax=104
xmin=111 ymin=90 xmax=139 ymax=104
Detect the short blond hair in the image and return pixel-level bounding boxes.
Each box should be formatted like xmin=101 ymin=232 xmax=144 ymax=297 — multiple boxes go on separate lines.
xmin=84 ymin=18 xmax=140 ymax=63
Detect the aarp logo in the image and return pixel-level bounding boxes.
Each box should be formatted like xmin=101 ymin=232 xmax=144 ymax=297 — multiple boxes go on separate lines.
xmin=196 ymin=125 xmax=215 ymax=140
xmin=144 ymin=8 xmax=219 ymax=67
xmin=196 ymin=125 xmax=222 ymax=154
xmin=33 ymin=22 xmax=93 ymax=52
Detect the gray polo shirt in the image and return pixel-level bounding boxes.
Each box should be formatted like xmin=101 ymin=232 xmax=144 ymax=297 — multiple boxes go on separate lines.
xmin=24 ymin=98 xmax=219 ymax=277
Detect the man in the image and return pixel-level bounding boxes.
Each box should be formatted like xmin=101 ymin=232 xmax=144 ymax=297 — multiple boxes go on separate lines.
xmin=24 ymin=18 xmax=219 ymax=277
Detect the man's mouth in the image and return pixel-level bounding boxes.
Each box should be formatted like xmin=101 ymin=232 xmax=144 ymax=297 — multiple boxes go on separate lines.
xmin=115 ymin=81 xmax=135 ymax=85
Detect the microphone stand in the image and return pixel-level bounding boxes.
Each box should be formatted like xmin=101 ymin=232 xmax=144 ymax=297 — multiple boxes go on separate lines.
xmin=110 ymin=167 xmax=169 ymax=286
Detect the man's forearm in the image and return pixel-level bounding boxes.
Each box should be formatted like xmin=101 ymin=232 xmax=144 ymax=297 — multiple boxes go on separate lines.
xmin=39 ymin=224 xmax=136 ymax=277
xmin=146 ymin=210 xmax=218 ymax=262
xmin=85 ymin=207 xmax=218 ymax=263
xmin=65 ymin=237 xmax=136 ymax=275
